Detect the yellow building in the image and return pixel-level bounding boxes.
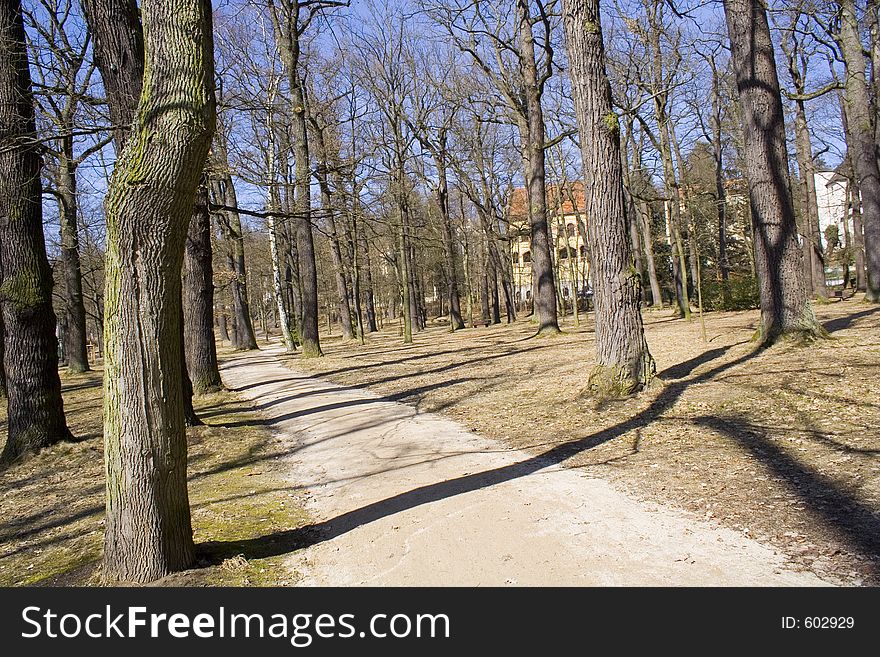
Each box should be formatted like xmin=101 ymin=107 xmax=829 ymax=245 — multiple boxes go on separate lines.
xmin=507 ymin=181 xmax=591 ymax=306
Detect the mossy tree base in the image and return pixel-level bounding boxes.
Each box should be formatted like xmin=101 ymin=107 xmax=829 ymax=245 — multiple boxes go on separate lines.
xmin=587 ymin=361 xmax=655 ymax=400
xmin=535 ymin=324 xmax=563 ymax=338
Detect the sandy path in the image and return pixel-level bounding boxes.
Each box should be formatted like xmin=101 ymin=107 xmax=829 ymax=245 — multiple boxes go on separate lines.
xmin=221 ymin=346 xmax=830 ymax=586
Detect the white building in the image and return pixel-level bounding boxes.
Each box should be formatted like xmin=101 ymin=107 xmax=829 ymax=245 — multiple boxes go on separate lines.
xmin=814 ymin=170 xmax=852 ymax=249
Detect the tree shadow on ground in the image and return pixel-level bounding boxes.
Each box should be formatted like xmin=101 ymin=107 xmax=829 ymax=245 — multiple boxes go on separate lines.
xmin=821 ymin=306 xmax=879 ymax=333
xmin=693 ymin=415 xmax=879 ymax=576
xmin=203 ymin=329 xmax=880 ymax=581
xmin=201 ymin=342 xmax=778 ymax=565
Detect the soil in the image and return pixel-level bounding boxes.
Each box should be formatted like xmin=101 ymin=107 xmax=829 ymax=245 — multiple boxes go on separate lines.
xmin=1 ymin=299 xmax=876 ymax=586
xmin=286 ymin=298 xmax=880 ymax=585
xmin=0 ymin=364 xmax=310 ymax=586
xmin=223 ymin=345 xmax=829 ymax=586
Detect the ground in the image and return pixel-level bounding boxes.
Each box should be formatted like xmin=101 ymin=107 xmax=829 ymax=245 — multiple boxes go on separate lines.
xmin=0 ymin=299 xmax=877 ymax=585
xmin=0 ymin=366 xmax=310 ymax=586
xmin=223 ymin=344 xmax=828 ymax=585
xmin=289 ymin=298 xmax=879 ymax=585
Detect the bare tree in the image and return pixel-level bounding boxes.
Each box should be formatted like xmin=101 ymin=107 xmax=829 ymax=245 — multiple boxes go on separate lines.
xmin=722 ymin=0 xmax=825 ymax=343
xmin=267 ymin=0 xmax=345 ymax=357
xmin=28 ymin=0 xmax=110 ymax=373
xmin=427 ymin=0 xmax=560 ymax=333
xmin=835 ymin=0 xmax=880 ymax=301
xmin=89 ymin=0 xmax=216 ymax=582
xmin=563 ymin=0 xmax=655 ymax=394
xmin=0 ymin=0 xmax=73 ymax=464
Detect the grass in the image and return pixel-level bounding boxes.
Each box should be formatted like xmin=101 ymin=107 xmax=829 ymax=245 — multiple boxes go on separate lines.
xmin=0 ymin=366 xmax=309 ymax=587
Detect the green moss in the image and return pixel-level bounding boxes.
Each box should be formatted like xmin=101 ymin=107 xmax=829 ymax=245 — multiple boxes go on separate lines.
xmin=583 ymin=19 xmax=600 ymax=34
xmin=0 ymin=270 xmax=45 ymax=310
xmin=5 ymin=541 xmax=101 ymax=587
xmin=587 ymin=360 xmax=654 ymax=399
xmin=603 ymin=111 xmax=620 ymax=134
xmin=534 ymin=325 xmax=563 ymax=338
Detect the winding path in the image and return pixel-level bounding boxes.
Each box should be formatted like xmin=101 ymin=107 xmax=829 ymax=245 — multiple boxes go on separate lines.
xmin=221 ymin=346 xmax=829 ymax=586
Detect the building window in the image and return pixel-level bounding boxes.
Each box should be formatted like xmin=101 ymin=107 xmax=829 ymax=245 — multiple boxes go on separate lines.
xmin=563 ymin=286 xmax=569 ymax=298
xmin=566 ymin=223 xmax=576 ymax=237
xmin=520 ymin=234 xmax=529 ymax=243
xmin=580 ymin=245 xmax=587 ymax=259
xmin=525 ymin=290 xmax=531 ymax=300
xmin=558 ymin=248 xmax=569 ymax=260
xmin=522 ymin=250 xmax=531 ymax=263
xmin=512 ymin=252 xmax=519 ymax=264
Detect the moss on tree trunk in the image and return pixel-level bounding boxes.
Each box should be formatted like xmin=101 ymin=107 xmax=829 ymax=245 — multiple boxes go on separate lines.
xmin=96 ymin=0 xmax=216 ymax=583
xmin=0 ymin=0 xmax=73 ymax=464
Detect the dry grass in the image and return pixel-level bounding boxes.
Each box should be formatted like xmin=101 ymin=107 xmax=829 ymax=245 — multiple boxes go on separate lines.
xmin=0 ymin=362 xmax=309 ymax=587
xmin=288 ymin=298 xmax=880 ymax=585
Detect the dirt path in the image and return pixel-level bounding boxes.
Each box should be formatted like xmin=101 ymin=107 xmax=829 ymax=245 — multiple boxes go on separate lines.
xmin=221 ymin=346 xmax=831 ymax=586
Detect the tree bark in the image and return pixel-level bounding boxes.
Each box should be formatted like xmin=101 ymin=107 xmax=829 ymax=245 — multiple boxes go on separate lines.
xmin=398 ymin=205 xmax=413 ymax=343
xmin=783 ymin=37 xmax=828 ymax=299
xmin=563 ymin=0 xmax=655 ymax=395
xmin=0 ymin=312 xmax=5 ymax=399
xmin=838 ymin=0 xmax=880 ymax=301
xmin=80 ymin=0 xmax=144 ymax=149
xmin=360 ymin=230 xmax=378 ymax=332
xmin=210 ymin=141 xmax=258 ymax=350
xmin=57 ymin=145 xmax=90 ymax=372
xmin=0 ymin=0 xmax=72 ymax=463
xmin=722 ymin=0 xmax=825 ymax=342
xmin=183 ymin=185 xmax=222 ymax=394
xmin=625 ymin=125 xmax=663 ymax=306
xmin=516 ymin=0 xmax=559 ymax=334
xmin=708 ymin=56 xmax=731 ymax=290
xmin=434 ymin=149 xmax=465 ymax=330
xmin=310 ymin=116 xmax=354 ymax=340
xmin=270 ymin=1 xmax=322 ymax=356
xmin=97 ymin=0 xmax=215 ymax=582
xmin=645 ymin=6 xmax=690 ymax=318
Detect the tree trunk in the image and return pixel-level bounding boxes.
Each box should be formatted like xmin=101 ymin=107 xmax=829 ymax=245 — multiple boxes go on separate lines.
xmin=97 ymin=0 xmax=215 ymax=582
xmin=398 ymin=208 xmax=413 ymax=343
xmin=311 ymin=121 xmax=354 ymax=340
xmin=80 ymin=0 xmax=144 ymax=149
xmin=0 ymin=0 xmax=72 ymax=463
xmin=360 ymin=231 xmax=378 ymax=332
xmin=490 ymin=257 xmax=501 ymax=324
xmin=266 ymin=110 xmax=297 ymax=353
xmin=271 ymin=2 xmax=321 ymax=356
xmin=709 ymin=57 xmax=731 ymax=291
xmin=268 ymin=215 xmax=296 ymax=352
xmin=210 ymin=143 xmax=258 ymax=350
xmin=784 ymin=36 xmax=828 ymax=299
xmin=180 ymin=306 xmax=202 ymax=429
xmin=516 ymin=0 xmax=559 ymax=334
xmin=563 ymin=0 xmax=655 ymax=395
xmin=852 ymin=184 xmax=867 ymax=292
xmin=838 ymin=0 xmax=880 ymax=302
xmin=408 ymin=243 xmax=424 ymax=330
xmin=218 ymin=311 xmax=229 ymax=343
xmin=638 ymin=200 xmax=663 ymax=307
xmin=722 ymin=0 xmax=825 ymax=342
xmin=646 ymin=12 xmax=690 ymax=319
xmin=626 ymin=127 xmax=663 ymax=307
xmin=0 ymin=313 xmax=5 ymax=399
xmin=183 ymin=185 xmax=222 ymax=394
xmin=57 ymin=146 xmax=90 ymax=373
xmin=435 ymin=152 xmax=465 ymax=330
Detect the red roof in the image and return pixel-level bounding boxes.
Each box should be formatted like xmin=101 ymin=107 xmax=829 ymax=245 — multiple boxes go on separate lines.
xmin=508 ymin=181 xmax=586 ymax=220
